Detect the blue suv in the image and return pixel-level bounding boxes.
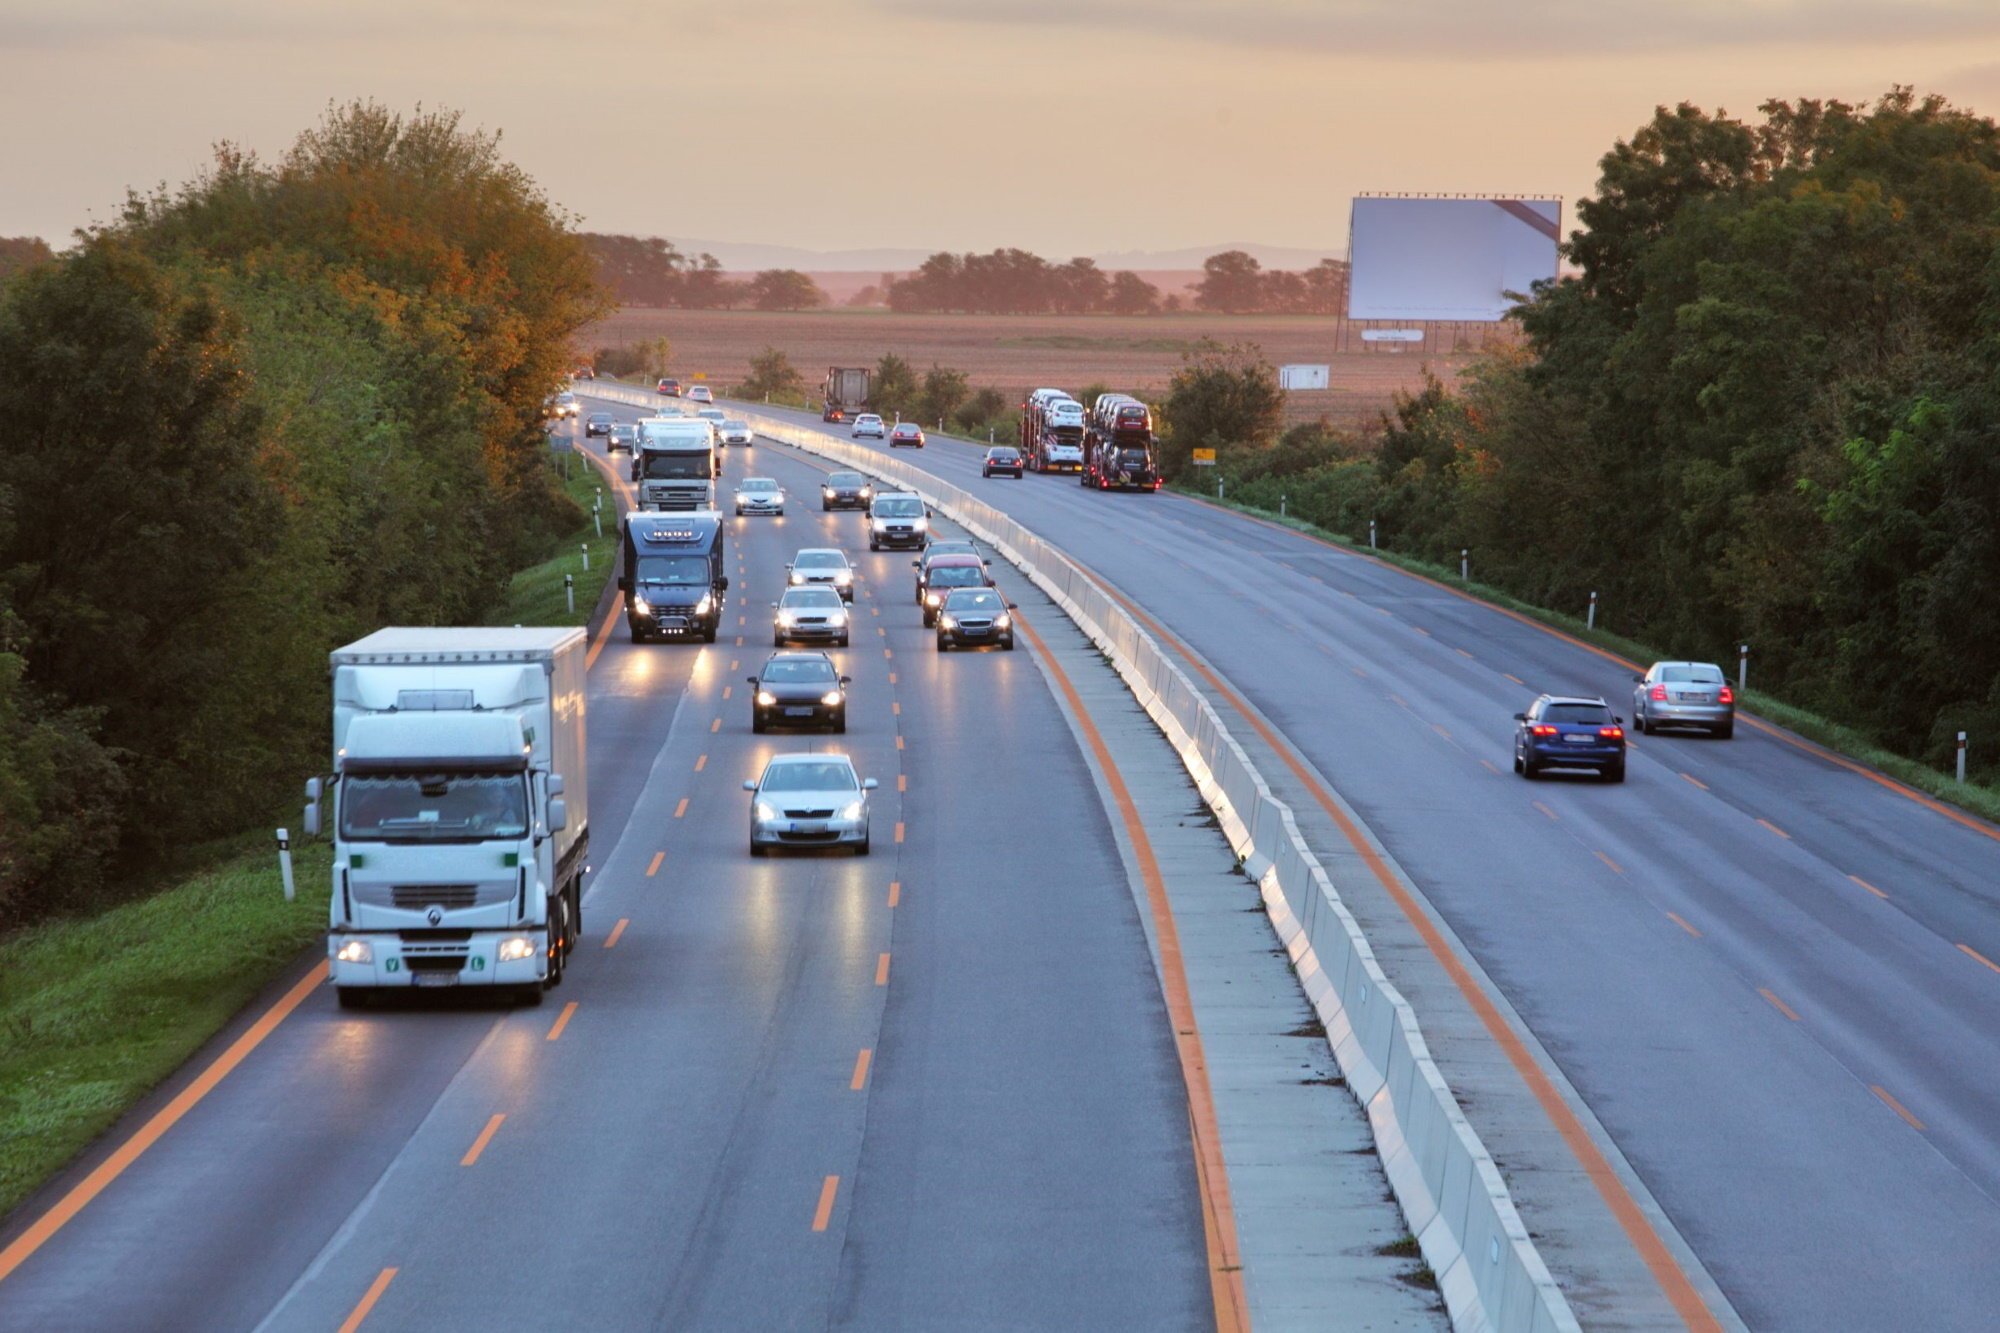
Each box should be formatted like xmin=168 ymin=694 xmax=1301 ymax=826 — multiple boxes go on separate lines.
xmin=1514 ymin=695 xmax=1627 ymax=783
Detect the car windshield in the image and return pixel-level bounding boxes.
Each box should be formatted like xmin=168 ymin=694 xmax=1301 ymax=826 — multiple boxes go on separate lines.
xmin=784 ymin=587 xmax=843 ymax=608
xmin=929 ymin=566 xmax=985 ymax=588
xmin=611 ymin=424 xmax=636 ymax=438
xmin=723 ymin=419 xmax=749 ymax=430
xmin=857 ymin=416 xmax=881 ymax=425
xmin=698 ymin=410 xmax=724 ymax=420
xmin=1660 ymin=665 xmax=1724 ymax=684
xmin=895 ymin=424 xmax=918 ymax=433
xmin=874 ymin=498 xmax=922 ymax=517
xmin=642 ymin=454 xmax=709 ymax=479
xmin=740 ymin=479 xmax=778 ymax=493
xmin=761 ymin=658 xmax=837 ymax=683
xmin=761 ymin=761 xmax=857 ymax=792
xmin=946 ymin=590 xmax=1004 ymax=612
xmin=828 ymin=473 xmax=864 ymax=487
xmin=635 ymin=554 xmax=709 ymax=584
xmin=989 ymin=450 xmax=1018 ymax=460
xmin=795 ymin=552 xmax=845 ymax=569
xmin=588 ymin=413 xmax=611 ymax=422
xmin=1544 ymin=703 xmax=1613 ymax=725
xmin=340 ymin=773 xmax=528 ymax=841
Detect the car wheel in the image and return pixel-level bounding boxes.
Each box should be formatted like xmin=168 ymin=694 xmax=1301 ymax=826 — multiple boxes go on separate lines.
xmin=752 ymin=712 xmax=766 ymax=734
xmin=1606 ymin=761 xmax=1627 ymax=783
xmin=1715 ymin=722 xmax=1734 ymax=740
xmin=922 ymin=609 xmax=935 ymax=627
xmin=936 ymin=635 xmax=950 ymax=651
xmin=750 ymin=842 xmax=766 ymax=858
xmin=838 ymin=634 xmax=850 ymax=647
xmin=823 ymin=501 xmax=831 ymax=511
xmin=775 ymin=509 xmax=784 ymax=516
xmin=1002 ymin=636 xmax=1015 ymax=651
xmin=1522 ymin=755 xmax=1540 ymax=779
xmin=773 ymin=632 xmax=785 ymax=647
xmin=1634 ymin=710 xmax=1648 ymax=734
xmin=833 ymin=713 xmax=846 ymax=734
xmin=869 ymin=540 xmax=880 ymax=551
xmin=1512 ymin=751 xmax=1524 ymax=774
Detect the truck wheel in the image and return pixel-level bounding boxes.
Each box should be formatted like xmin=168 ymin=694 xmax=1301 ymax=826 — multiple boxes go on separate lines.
xmin=515 ymin=984 xmax=545 ymax=1008
xmin=703 ymin=623 xmax=718 ymax=643
xmin=337 ymin=987 xmax=372 ymax=1011
xmin=566 ymin=879 xmax=582 ymax=954
xmin=546 ymin=909 xmax=566 ymax=988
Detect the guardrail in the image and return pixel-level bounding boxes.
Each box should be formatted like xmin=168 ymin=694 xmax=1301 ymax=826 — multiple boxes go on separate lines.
xmin=577 ymin=381 xmax=1580 ymax=1333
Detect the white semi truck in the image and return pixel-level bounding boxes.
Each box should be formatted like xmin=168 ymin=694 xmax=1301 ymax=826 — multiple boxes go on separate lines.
xmin=632 ymin=416 xmax=718 ymax=510
xmin=308 ymin=627 xmax=589 ymax=1007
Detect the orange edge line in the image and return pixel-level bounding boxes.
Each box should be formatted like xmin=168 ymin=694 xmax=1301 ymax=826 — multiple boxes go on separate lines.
xmin=1014 ymin=613 xmax=1249 ymax=1333
xmin=336 ymin=1267 xmax=399 ymax=1333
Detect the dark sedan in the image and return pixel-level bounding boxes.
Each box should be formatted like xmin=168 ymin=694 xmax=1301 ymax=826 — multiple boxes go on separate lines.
xmin=607 ymin=422 xmax=639 ymax=453
xmin=585 ymin=411 xmax=615 ymax=438
xmin=983 ymin=446 xmax=1023 ymax=478
xmin=821 ymin=471 xmax=874 ymax=511
xmin=749 ymin=652 xmax=849 ymax=733
xmin=936 ymin=588 xmax=1015 ymax=651
xmin=1513 ymin=695 xmax=1626 ymax=782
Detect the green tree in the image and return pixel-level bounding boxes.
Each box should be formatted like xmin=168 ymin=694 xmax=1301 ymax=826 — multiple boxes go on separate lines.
xmin=1161 ymin=340 xmax=1284 ymax=477
xmin=749 ymin=269 xmax=827 ymax=311
xmin=916 ymin=364 xmax=970 ymax=427
xmin=0 ymin=237 xmax=53 ymax=286
xmin=872 ymin=353 xmax=919 ymax=417
xmin=738 ymin=346 xmax=806 ymax=401
xmin=1108 ymin=271 xmax=1159 ymax=315
xmin=1195 ymin=250 xmax=1264 ymax=313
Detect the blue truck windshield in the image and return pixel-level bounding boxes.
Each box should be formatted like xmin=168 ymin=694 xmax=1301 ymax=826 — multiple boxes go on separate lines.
xmin=636 ymin=555 xmax=710 ymax=584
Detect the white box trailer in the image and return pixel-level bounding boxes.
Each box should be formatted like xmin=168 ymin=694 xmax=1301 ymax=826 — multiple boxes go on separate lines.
xmin=312 ymin=627 xmax=589 ymax=1006
xmin=633 ymin=417 xmax=718 ymax=511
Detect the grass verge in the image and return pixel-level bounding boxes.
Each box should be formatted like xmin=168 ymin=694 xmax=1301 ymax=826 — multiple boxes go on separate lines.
xmin=1171 ymin=484 xmax=2000 ymax=827
xmin=0 ymin=456 xmax=614 ymax=1223
xmin=0 ymin=839 xmax=331 ymax=1216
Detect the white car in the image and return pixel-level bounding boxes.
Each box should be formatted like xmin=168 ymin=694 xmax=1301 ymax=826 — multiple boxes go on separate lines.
xmin=787 ymin=548 xmax=855 ymax=601
xmin=744 ymin=752 xmax=876 ymax=856
xmin=687 ymin=385 xmax=715 ymax=404
xmin=719 ymin=418 xmax=754 ymax=446
xmin=772 ymin=585 xmax=849 ymax=646
xmin=735 ymin=477 xmax=784 ymax=516
xmin=550 ymin=392 xmax=580 ymax=419
xmin=851 ymin=413 xmax=886 ymax=439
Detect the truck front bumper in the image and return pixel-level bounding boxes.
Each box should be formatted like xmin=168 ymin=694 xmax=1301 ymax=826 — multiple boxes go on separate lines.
xmin=329 ymin=931 xmax=546 ymax=989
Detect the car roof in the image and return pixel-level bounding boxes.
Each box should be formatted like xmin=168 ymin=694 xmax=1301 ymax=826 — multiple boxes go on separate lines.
xmin=739 ymin=477 xmax=777 ymax=486
xmin=872 ymin=490 xmax=920 ymax=501
xmin=893 ymin=421 xmax=920 ymax=429
xmin=926 ymin=554 xmax=983 ymax=568
xmin=942 ymin=586 xmax=1001 ymax=600
xmin=1539 ymin=694 xmax=1610 ymax=707
xmin=762 ymin=650 xmax=835 ymax=665
xmin=828 ymin=470 xmax=864 ymax=480
xmin=764 ymin=751 xmax=853 ymax=768
xmin=795 ymin=547 xmax=847 ymax=559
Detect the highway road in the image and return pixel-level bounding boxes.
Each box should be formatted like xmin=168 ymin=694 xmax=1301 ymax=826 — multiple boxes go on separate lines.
xmin=719 ymin=398 xmax=2000 ymax=1331
xmin=0 ymin=424 xmax=1210 ymax=1329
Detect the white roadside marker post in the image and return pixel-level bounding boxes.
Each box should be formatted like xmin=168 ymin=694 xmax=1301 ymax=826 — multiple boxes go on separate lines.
xmin=276 ymin=829 xmax=295 ymax=902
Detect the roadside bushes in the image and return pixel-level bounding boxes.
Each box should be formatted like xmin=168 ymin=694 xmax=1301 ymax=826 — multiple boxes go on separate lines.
xmin=0 ymin=102 xmax=605 ymax=929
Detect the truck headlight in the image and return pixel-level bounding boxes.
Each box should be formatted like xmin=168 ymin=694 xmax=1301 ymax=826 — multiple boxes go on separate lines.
xmin=695 ymin=593 xmax=713 ymax=615
xmin=633 ymin=597 xmax=651 ymax=616
xmin=821 ymin=690 xmax=844 ymax=707
xmin=335 ymin=939 xmax=373 ymax=964
xmin=757 ymin=690 xmax=777 ymax=706
xmin=497 ymin=936 xmax=538 ymax=963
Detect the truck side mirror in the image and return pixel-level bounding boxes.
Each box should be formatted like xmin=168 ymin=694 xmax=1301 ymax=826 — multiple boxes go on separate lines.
xmin=719 ymin=576 xmax=730 ymax=591
xmin=547 ymin=798 xmax=568 ymax=832
xmin=548 ymin=774 xmax=565 ymax=796
xmin=302 ymin=777 xmax=322 ymax=838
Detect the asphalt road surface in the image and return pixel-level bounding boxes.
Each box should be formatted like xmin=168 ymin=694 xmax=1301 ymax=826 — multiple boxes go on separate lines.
xmin=0 ymin=420 xmax=1208 ymax=1331
xmin=731 ymin=399 xmax=2000 ymax=1332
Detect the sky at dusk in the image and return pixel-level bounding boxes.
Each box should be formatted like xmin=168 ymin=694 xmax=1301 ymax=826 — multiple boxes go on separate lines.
xmin=2 ymin=0 xmax=1997 ymax=259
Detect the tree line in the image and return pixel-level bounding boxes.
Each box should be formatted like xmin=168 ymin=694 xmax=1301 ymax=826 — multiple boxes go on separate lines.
xmin=582 ymin=234 xmax=828 ymax=310
xmin=0 ymin=102 xmax=604 ymax=930
xmin=1168 ymin=89 xmax=2000 ymax=783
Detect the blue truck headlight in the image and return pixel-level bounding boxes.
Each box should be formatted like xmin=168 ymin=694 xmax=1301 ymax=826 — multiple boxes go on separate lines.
xmin=497 ymin=936 xmax=537 ymax=963
xmin=335 ymin=939 xmax=373 ymax=964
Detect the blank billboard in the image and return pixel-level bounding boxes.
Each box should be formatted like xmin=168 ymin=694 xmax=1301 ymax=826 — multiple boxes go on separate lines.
xmin=1346 ymin=198 xmax=1560 ymax=323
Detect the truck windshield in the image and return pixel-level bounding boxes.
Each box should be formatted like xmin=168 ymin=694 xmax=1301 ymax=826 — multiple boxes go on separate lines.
xmin=635 ymin=555 xmax=710 ymax=584
xmin=642 ymin=453 xmax=710 ymax=479
xmin=341 ymin=773 xmax=529 ymax=841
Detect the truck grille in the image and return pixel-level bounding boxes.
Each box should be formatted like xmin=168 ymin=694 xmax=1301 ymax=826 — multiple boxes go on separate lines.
xmin=392 ymin=884 xmax=477 ymax=910
xmin=405 ymin=953 xmax=469 ymax=973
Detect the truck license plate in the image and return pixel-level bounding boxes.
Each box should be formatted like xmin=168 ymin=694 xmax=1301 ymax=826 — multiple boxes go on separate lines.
xmin=412 ymin=971 xmax=460 ymax=987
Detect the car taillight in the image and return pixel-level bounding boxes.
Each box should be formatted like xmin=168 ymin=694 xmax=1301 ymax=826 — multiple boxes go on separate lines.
xmin=1648 ymin=684 xmax=1666 ymax=701
xmin=1530 ymin=725 xmax=1558 ymax=737
xmin=1599 ymin=726 xmax=1624 ymax=740
xmin=1718 ymin=684 xmax=1734 ymax=704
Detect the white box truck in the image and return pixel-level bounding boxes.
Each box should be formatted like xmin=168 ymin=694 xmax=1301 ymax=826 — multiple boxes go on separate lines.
xmin=308 ymin=627 xmax=589 ymax=1007
xmin=631 ymin=416 xmax=718 ymax=510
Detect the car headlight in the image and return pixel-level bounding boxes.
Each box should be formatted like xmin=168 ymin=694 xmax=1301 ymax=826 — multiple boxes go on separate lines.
xmin=860 ymin=488 xmax=873 ymax=498
xmin=335 ymin=939 xmax=373 ymax=964
xmin=838 ymin=800 xmax=865 ymax=821
xmin=632 ymin=597 xmax=651 ymax=615
xmin=821 ymin=690 xmax=844 ymax=707
xmin=913 ymin=517 xmax=929 ymax=531
xmin=754 ymin=801 xmax=780 ymax=823
xmin=938 ymin=615 xmax=957 ymax=630
xmin=828 ymin=610 xmax=848 ymax=627
xmin=925 ymin=592 xmax=942 ymax=606
xmin=695 ymin=593 xmax=713 ymax=615
xmin=823 ymin=485 xmax=834 ymax=494
xmin=777 ymin=610 xmax=797 ymax=626
xmin=871 ymin=519 xmax=887 ymax=531
xmin=757 ymin=690 xmax=777 ymax=707
xmin=833 ymin=571 xmax=851 ymax=585
xmin=790 ymin=571 xmax=805 ymax=584
xmin=995 ymin=613 xmax=1011 ymax=630
xmin=497 ymin=936 xmax=537 ymax=963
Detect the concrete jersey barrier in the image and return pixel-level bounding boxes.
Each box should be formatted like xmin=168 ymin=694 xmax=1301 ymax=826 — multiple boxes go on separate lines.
xmin=577 ymin=382 xmax=1580 ymax=1333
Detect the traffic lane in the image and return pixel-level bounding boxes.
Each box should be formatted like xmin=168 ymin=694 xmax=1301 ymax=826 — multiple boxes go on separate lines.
xmin=733 ymin=404 xmax=2000 ymax=1324
xmin=256 ymin=463 xmax=1206 ymax=1329
xmin=0 ymin=446 xmax=705 ymax=1333
xmin=1033 ymin=512 xmax=2000 ymax=1328
xmin=259 ymin=472 xmax=898 ymax=1329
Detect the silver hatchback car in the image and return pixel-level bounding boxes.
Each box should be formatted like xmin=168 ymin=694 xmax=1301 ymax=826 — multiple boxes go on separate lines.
xmin=745 ymin=753 xmax=877 ymax=855
xmin=1632 ymin=662 xmax=1735 ymax=738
